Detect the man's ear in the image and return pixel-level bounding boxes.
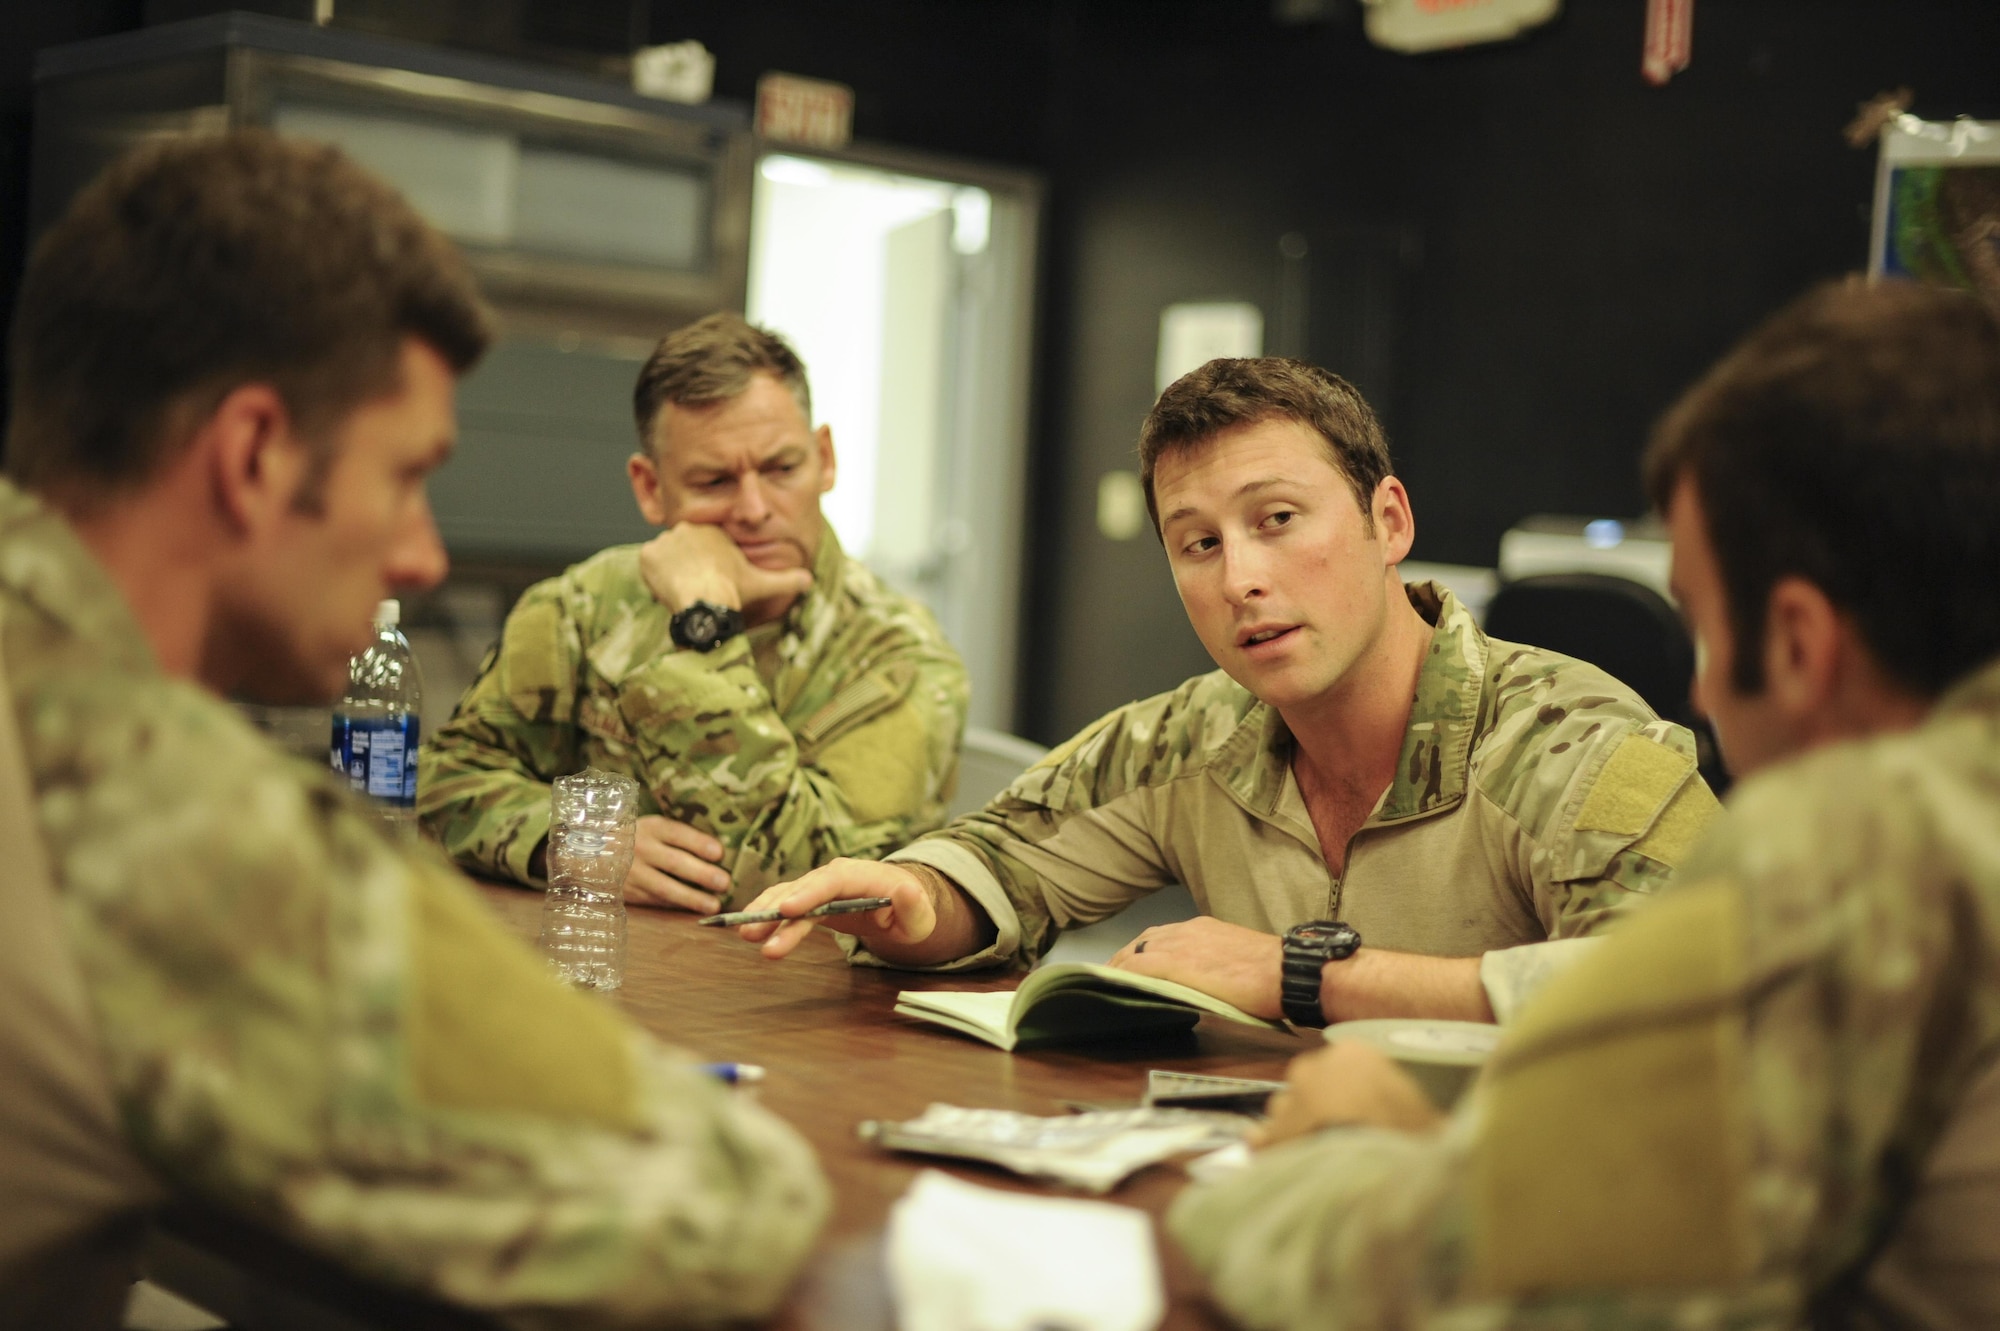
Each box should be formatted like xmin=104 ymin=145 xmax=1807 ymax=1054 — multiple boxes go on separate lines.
xmin=203 ymin=383 xmax=306 ymax=536
xmin=1760 ymin=575 xmax=1843 ymax=721
xmin=627 ymin=451 xmax=670 ymax=526
xmin=815 ymin=424 xmax=837 ymax=494
xmin=1371 ymin=475 xmax=1416 ymax=566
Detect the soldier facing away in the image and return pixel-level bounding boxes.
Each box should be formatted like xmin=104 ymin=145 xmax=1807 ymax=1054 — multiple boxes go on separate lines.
xmin=0 ymin=132 xmax=825 ymax=1328
xmin=734 ymin=358 xmax=1720 ymax=1026
xmin=418 ymin=314 xmax=970 ymax=912
xmin=1171 ymin=278 xmax=2000 ymax=1330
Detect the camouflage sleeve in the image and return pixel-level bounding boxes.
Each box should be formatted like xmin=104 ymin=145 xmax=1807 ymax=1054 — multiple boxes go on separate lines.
xmin=614 ymin=629 xmax=967 ymax=902
xmin=1175 ymin=762 xmax=1973 ymax=1331
xmin=1170 ymin=1118 xmax=1476 ymax=1330
xmin=47 ymin=680 xmax=829 ymax=1324
xmin=872 ymin=692 xmax=1201 ymax=972
xmin=1479 ymin=708 xmax=1722 ymax=940
xmin=1172 ymin=885 xmax=1791 ymax=1329
xmin=417 ymin=577 xmax=582 ymax=885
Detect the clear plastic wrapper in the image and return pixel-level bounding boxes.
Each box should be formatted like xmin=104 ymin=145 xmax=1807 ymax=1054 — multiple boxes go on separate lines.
xmin=859 ymin=1104 xmax=1251 ymax=1193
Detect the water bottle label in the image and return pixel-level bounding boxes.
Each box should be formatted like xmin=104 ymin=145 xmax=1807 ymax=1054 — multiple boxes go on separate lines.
xmin=330 ymin=716 xmax=421 ymax=808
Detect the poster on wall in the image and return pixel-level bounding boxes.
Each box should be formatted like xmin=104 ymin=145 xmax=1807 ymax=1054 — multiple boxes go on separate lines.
xmin=1870 ymin=116 xmax=2000 ymax=299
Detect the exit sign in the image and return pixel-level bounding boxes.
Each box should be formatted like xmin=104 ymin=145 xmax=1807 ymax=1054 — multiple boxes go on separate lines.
xmin=755 ymin=73 xmax=854 ymax=149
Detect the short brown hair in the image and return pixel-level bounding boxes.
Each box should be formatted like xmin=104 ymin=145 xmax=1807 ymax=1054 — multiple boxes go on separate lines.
xmin=6 ymin=131 xmax=490 ymax=502
xmin=632 ymin=313 xmax=812 ymax=450
xmin=1643 ymin=277 xmax=2000 ymax=698
xmin=1138 ymin=358 xmax=1393 ymax=536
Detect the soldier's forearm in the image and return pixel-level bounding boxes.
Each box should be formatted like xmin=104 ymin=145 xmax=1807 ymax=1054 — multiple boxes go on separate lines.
xmin=1320 ymin=949 xmax=1493 ymax=1024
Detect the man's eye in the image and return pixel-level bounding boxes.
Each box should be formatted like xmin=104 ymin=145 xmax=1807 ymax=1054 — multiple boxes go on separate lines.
xmin=1263 ymin=511 xmax=1296 ymax=529
xmin=1181 ymin=536 xmax=1218 ymax=556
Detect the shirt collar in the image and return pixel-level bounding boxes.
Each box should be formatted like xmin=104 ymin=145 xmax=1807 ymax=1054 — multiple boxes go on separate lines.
xmin=1214 ymin=581 xmax=1488 ymax=826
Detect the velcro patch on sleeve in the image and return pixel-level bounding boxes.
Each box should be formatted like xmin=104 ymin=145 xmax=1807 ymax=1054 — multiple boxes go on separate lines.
xmin=1630 ymin=774 xmax=1722 ymax=867
xmin=815 ymin=698 xmax=931 ymax=823
xmin=1471 ymin=881 xmax=1755 ymax=1294
xmin=1574 ymin=733 xmax=1694 ymax=837
xmin=407 ymin=868 xmax=644 ymax=1132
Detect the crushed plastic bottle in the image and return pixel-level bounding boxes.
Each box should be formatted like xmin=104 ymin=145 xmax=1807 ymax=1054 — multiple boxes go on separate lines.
xmin=539 ymin=769 xmax=640 ymax=990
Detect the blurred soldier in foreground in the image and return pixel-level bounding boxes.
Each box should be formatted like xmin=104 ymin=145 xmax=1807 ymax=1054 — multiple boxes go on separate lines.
xmin=737 ymin=359 xmax=1716 ymax=1025
xmin=1170 ymin=279 xmax=2000 ymax=1330
xmin=0 ymin=133 xmax=824 ymax=1328
xmin=419 ymin=314 xmax=968 ymax=912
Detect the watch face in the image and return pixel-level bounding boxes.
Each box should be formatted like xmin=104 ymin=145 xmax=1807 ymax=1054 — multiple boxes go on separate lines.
xmin=683 ymin=606 xmax=719 ymax=644
xmin=1288 ymin=920 xmax=1362 ymax=956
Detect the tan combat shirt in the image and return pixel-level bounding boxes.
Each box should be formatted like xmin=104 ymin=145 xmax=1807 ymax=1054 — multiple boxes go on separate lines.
xmin=1172 ymin=654 xmax=2000 ymax=1331
xmin=0 ymin=481 xmax=827 ymax=1324
xmin=883 ymin=585 xmax=1717 ymax=984
xmin=420 ymin=529 xmax=969 ymax=905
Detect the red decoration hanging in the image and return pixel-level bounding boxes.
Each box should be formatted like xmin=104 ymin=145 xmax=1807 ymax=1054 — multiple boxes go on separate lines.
xmin=1642 ymin=0 xmax=1693 ymax=86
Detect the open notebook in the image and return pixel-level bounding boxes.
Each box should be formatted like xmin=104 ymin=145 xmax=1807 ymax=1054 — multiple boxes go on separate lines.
xmin=896 ymin=963 xmax=1289 ymax=1051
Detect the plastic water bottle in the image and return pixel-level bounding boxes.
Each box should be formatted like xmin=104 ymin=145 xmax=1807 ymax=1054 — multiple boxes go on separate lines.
xmin=539 ymin=769 xmax=640 ymax=990
xmin=330 ymin=599 xmax=424 ymax=834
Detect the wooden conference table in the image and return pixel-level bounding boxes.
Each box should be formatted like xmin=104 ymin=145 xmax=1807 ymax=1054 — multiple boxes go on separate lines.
xmin=482 ymin=881 xmax=1310 ymax=1331
xmin=149 ymin=881 xmax=1309 ymax=1330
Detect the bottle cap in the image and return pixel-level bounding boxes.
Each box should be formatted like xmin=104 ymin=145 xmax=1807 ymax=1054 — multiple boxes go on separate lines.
xmin=374 ymin=598 xmax=401 ymax=628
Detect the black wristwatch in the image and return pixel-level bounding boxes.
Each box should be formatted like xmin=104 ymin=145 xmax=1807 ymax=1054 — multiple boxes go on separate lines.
xmin=669 ymin=600 xmax=745 ymax=652
xmin=1280 ymin=920 xmax=1362 ymax=1028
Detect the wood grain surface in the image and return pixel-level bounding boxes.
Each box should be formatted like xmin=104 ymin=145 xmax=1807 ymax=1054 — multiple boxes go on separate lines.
xmin=478 ymin=882 xmax=1307 ymax=1331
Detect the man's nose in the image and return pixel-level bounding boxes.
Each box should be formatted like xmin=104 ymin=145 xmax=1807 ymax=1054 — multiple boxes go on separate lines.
xmin=1220 ymin=539 xmax=1268 ymax=603
xmin=389 ymin=495 xmax=449 ymax=593
xmin=732 ymin=472 xmax=771 ymax=526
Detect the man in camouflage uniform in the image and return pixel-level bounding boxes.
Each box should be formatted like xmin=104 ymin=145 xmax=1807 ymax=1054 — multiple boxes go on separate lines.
xmin=736 ymin=359 xmax=1718 ymax=1025
xmin=419 ymin=314 xmax=968 ymax=912
xmin=1170 ymin=279 xmax=2000 ymax=1330
xmin=0 ymin=133 xmax=824 ymax=1326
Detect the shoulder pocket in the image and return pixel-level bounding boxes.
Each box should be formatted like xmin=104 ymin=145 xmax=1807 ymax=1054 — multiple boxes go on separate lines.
xmin=498 ymin=598 xmax=575 ymax=725
xmin=1554 ymin=730 xmax=1718 ymax=880
xmin=795 ymin=661 xmax=916 ymax=751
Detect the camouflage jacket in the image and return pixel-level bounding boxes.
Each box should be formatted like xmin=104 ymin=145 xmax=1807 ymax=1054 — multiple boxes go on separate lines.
xmin=883 ymin=585 xmax=1718 ymax=998
xmin=419 ymin=530 xmax=968 ymax=905
xmin=0 ymin=481 xmax=828 ymax=1324
xmin=1170 ymin=655 xmax=2000 ymax=1331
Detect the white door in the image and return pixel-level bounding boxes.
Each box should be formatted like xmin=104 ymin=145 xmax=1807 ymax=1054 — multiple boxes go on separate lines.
xmin=747 ymin=148 xmax=1039 ymax=732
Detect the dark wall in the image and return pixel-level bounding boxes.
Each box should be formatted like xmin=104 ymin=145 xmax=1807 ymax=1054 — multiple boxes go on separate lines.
xmin=4 ymin=2 xmax=1996 ymax=745
xmin=0 ymin=3 xmax=145 ymax=437
xmin=1026 ymin=0 xmax=2000 ymax=741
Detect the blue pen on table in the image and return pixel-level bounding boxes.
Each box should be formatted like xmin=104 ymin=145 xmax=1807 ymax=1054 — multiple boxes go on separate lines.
xmin=702 ymin=1062 xmax=766 ymax=1086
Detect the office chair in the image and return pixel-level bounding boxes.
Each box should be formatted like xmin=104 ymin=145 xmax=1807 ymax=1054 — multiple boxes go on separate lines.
xmin=947 ymin=727 xmax=1050 ymax=820
xmin=1482 ymin=572 xmax=1728 ymax=795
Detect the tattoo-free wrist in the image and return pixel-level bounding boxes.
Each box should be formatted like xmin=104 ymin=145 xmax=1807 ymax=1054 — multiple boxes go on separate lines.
xmin=892 ymin=861 xmax=956 ymax=935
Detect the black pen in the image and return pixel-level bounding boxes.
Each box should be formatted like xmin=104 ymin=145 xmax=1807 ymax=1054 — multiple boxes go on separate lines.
xmin=696 ymin=896 xmax=895 ymax=927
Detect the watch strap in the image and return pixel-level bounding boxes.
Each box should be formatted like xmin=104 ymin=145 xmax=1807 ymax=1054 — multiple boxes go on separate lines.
xmin=1280 ymin=946 xmax=1331 ymax=1028
xmin=1280 ymin=921 xmax=1361 ymax=1028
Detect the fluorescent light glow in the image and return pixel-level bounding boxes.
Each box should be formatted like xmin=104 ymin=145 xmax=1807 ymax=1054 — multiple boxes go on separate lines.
xmin=759 ymin=154 xmax=833 ymax=187
xmin=952 ymin=187 xmax=991 ymax=255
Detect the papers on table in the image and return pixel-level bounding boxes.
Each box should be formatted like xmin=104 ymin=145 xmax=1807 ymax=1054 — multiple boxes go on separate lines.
xmin=888 ymin=1170 xmax=1164 ymax=1331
